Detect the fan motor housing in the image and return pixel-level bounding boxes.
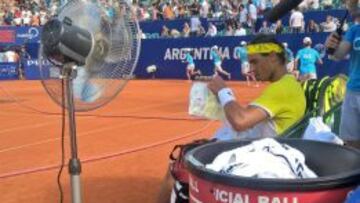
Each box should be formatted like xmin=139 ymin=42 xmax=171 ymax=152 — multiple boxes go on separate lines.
xmin=42 ymin=18 xmax=93 ymax=66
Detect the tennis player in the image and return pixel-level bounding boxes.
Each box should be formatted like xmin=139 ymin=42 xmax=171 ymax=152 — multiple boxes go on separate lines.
xmin=210 ymin=45 xmax=231 ymax=80
xmin=183 ymin=49 xmax=201 ymax=80
xmin=157 ymin=34 xmax=306 ymax=203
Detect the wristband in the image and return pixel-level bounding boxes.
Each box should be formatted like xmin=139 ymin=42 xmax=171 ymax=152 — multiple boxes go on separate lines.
xmin=217 ymin=88 xmax=235 ymax=107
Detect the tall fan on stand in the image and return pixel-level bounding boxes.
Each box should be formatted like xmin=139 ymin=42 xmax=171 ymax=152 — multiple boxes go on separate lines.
xmin=39 ymin=0 xmax=140 ymax=202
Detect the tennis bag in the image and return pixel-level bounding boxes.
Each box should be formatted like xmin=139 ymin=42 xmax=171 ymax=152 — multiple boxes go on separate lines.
xmin=169 ymin=139 xmax=215 ymax=203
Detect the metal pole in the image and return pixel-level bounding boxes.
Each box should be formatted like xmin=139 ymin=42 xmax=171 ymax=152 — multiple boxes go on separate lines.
xmin=63 ymin=63 xmax=82 ymax=203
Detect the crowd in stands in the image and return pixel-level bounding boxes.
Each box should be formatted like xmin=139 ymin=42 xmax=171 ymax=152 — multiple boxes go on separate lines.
xmin=134 ymin=0 xmax=344 ymax=22
xmin=133 ymin=0 xmax=347 ymax=38
xmin=0 ymin=0 xmax=349 ymax=37
xmin=0 ymin=0 xmax=55 ymax=26
xmin=0 ymin=45 xmax=31 ymax=63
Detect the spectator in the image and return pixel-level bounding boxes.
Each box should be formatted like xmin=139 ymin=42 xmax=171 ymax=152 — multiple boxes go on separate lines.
xmin=170 ymin=29 xmax=181 ymax=38
xmin=31 ymin=12 xmax=40 ymax=26
xmin=289 ymin=7 xmax=304 ymax=33
xmin=258 ymin=20 xmax=272 ymax=34
xmin=4 ymin=48 xmax=19 ymax=63
xmin=163 ymin=3 xmax=175 ymax=20
xmin=234 ymin=23 xmax=247 ymax=36
xmin=325 ymin=7 xmax=360 ymax=145
xmin=160 ymin=25 xmax=170 ymax=38
xmin=190 ymin=14 xmax=201 ymax=36
xmin=211 ymin=0 xmax=222 ymax=18
xmin=321 ymin=0 xmax=333 ymax=10
xmin=258 ymin=0 xmax=267 ymax=15
xmin=178 ymin=4 xmax=187 ymax=18
xmin=321 ymin=15 xmax=337 ymax=32
xmin=299 ymin=0 xmax=319 ymax=11
xmin=272 ymin=19 xmax=284 ymax=34
xmin=206 ymin=22 xmax=218 ymax=37
xmin=265 ymin=0 xmax=274 ymax=13
xmin=13 ymin=8 xmax=21 ymax=26
xmin=283 ymin=42 xmax=298 ymax=78
xmin=50 ymin=2 xmax=58 ymax=16
xmin=306 ymin=20 xmax=320 ymax=33
xmin=199 ymin=0 xmax=210 ymax=18
xmin=22 ymin=8 xmax=32 ymax=26
xmin=295 ymin=37 xmax=323 ymax=81
xmin=4 ymin=9 xmax=14 ymax=25
xmin=238 ymin=4 xmax=248 ymax=27
xmin=182 ymin=22 xmax=191 ymax=37
xmin=196 ymin=24 xmax=206 ymax=36
xmin=150 ymin=3 xmax=159 ymax=20
xmin=189 ymin=0 xmax=200 ymax=16
xmin=224 ymin=24 xmax=234 ymax=36
xmin=39 ymin=7 xmax=47 ymax=25
xmin=310 ymin=0 xmax=320 ymax=10
xmin=138 ymin=4 xmax=150 ymax=21
xmin=248 ymin=0 xmax=257 ymax=28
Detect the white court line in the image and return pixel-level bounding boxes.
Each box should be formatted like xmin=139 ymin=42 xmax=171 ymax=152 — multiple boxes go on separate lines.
xmin=0 ymin=98 xmax=186 ymax=135
xmin=0 ymin=110 xmax=191 ymax=154
xmin=1 ymin=85 xmax=187 ymax=118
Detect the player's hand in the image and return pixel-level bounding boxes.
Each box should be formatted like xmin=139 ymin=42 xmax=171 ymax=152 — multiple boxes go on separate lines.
xmin=325 ymin=32 xmax=341 ymax=50
xmin=208 ymin=76 xmax=227 ymax=94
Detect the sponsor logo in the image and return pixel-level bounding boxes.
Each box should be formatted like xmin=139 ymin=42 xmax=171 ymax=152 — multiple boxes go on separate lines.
xmin=17 ymin=27 xmax=40 ymax=40
xmin=164 ymin=47 xmax=241 ymax=61
xmin=0 ymin=30 xmax=15 ymax=43
xmin=26 ymin=59 xmax=52 ymax=67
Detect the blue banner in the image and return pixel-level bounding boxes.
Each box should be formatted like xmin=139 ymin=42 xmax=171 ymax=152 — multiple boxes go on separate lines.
xmin=0 ymin=26 xmax=41 ymax=46
xmin=21 ymin=33 xmax=349 ymax=80
xmin=134 ymin=33 xmax=349 ymax=80
xmin=0 ymin=63 xmax=18 ymax=80
xmin=24 ymin=59 xmax=50 ymax=80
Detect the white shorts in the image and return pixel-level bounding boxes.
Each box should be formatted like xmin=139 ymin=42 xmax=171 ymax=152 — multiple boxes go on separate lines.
xmin=214 ymin=61 xmax=222 ymax=68
xmin=187 ymin=64 xmax=195 ymax=70
xmin=241 ymin=62 xmax=250 ymax=74
xmin=300 ymin=73 xmax=317 ymax=81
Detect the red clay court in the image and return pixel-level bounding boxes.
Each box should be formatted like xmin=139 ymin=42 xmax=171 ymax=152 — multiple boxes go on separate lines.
xmin=0 ymin=80 xmax=265 ymax=203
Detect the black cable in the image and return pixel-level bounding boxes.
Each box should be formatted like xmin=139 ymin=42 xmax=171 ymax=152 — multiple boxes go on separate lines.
xmin=57 ymin=78 xmax=66 ymax=203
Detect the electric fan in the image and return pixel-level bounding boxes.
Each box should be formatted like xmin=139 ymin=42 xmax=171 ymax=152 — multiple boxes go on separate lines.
xmin=38 ymin=0 xmax=141 ymax=202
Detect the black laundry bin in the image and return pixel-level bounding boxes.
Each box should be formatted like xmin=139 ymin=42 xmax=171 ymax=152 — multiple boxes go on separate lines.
xmin=185 ymin=139 xmax=360 ymax=203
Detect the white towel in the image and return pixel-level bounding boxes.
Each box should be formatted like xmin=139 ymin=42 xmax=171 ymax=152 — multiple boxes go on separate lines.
xmin=206 ymin=138 xmax=317 ymax=179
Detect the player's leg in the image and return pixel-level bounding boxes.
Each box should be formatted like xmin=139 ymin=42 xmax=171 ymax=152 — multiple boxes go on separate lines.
xmin=216 ymin=63 xmax=231 ymax=79
xmin=186 ymin=69 xmax=191 ymax=80
xmin=213 ymin=65 xmax=218 ymax=77
xmin=245 ymin=74 xmax=250 ymax=86
xmin=250 ymin=72 xmax=259 ymax=87
xmin=242 ymin=62 xmax=250 ymax=85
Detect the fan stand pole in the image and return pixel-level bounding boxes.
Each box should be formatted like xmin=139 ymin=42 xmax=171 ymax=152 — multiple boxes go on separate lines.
xmin=63 ymin=63 xmax=83 ymax=203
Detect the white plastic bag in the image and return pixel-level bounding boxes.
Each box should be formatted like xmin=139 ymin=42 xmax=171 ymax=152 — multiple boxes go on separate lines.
xmin=73 ymin=66 xmax=102 ymax=103
xmin=188 ymin=82 xmax=225 ymax=120
xmin=303 ymin=117 xmax=344 ymax=145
